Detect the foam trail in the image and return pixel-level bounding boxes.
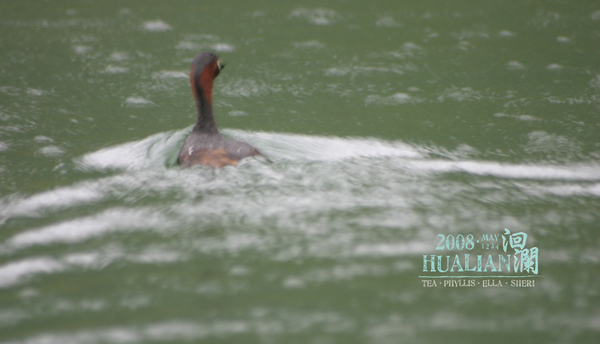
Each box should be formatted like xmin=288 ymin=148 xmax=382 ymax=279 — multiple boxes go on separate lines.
xmin=4 ymin=208 xmax=170 ymax=251
xmin=408 ymin=160 xmax=600 ymax=181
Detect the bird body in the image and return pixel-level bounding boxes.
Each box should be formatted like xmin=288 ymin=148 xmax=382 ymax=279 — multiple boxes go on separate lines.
xmin=177 ymin=52 xmax=262 ymax=168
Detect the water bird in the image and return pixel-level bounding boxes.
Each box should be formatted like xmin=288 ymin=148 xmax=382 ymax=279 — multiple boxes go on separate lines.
xmin=178 ymin=52 xmax=263 ymax=168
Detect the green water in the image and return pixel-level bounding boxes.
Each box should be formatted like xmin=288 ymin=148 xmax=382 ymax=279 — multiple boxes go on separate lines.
xmin=1 ymin=1 xmax=600 ymax=343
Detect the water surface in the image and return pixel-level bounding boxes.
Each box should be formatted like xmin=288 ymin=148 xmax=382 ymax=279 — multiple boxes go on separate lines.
xmin=1 ymin=1 xmax=600 ymax=343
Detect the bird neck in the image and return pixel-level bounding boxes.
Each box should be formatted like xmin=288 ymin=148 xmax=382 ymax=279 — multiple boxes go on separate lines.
xmin=191 ymin=67 xmax=218 ymax=134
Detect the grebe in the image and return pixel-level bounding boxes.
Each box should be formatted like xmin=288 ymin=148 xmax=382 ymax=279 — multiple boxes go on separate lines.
xmin=177 ymin=52 xmax=262 ymax=168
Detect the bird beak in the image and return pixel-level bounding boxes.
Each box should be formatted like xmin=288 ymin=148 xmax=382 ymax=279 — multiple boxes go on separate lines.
xmin=217 ymin=60 xmax=225 ymax=71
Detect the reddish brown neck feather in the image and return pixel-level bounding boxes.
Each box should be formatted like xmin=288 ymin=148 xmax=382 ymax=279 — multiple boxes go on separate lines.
xmin=191 ymin=61 xmax=218 ymax=133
